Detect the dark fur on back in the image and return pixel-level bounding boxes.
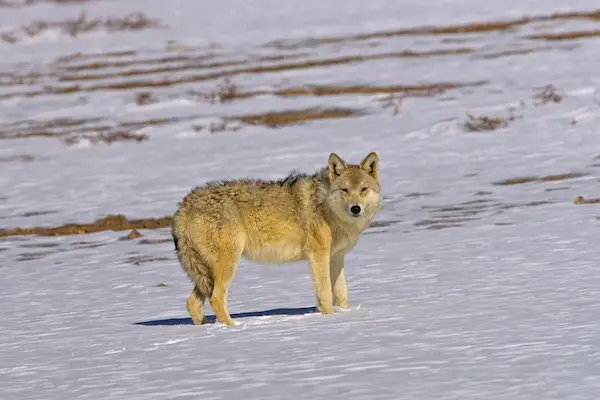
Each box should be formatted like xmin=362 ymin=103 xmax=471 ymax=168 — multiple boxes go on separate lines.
xmin=190 ymin=167 xmax=329 ymax=194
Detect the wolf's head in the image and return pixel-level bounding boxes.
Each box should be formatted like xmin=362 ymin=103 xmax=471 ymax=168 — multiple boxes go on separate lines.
xmin=325 ymin=151 xmax=381 ymax=223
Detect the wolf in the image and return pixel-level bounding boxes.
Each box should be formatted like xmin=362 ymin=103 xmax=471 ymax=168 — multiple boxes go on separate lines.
xmin=171 ymin=151 xmax=381 ymax=326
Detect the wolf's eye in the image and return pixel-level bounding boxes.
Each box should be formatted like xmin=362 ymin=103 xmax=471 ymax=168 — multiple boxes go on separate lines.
xmin=341 ymin=188 xmax=349 ymax=193
xmin=361 ymin=187 xmax=368 ymax=194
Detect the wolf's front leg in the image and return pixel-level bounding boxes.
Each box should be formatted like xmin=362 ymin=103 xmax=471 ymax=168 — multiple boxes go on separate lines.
xmin=307 ymin=250 xmax=334 ymax=315
xmin=330 ymin=254 xmax=348 ymax=309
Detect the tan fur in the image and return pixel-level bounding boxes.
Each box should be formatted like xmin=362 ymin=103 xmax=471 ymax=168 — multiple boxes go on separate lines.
xmin=172 ymin=152 xmax=381 ymax=326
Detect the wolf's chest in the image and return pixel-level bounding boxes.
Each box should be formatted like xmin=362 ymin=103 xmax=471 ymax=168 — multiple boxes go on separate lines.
xmin=331 ymin=233 xmax=359 ymax=256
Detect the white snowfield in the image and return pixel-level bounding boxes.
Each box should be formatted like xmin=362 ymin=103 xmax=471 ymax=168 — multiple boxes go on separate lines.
xmin=2 ymin=0 xmax=600 ymax=399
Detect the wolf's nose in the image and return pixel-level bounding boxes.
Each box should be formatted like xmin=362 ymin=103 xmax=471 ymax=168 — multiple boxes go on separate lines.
xmin=350 ymin=205 xmax=362 ymax=215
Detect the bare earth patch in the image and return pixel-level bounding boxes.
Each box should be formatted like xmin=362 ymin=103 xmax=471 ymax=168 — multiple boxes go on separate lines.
xmin=0 ymin=214 xmax=173 ymax=238
xmin=533 ymin=84 xmax=563 ymax=105
xmin=63 ymin=132 xmax=148 ymax=146
xmin=120 ymin=229 xmax=144 ymax=240
xmin=462 ymin=112 xmax=517 ymax=132
xmin=126 ymin=255 xmax=171 ymax=266
xmin=574 ymin=196 xmax=600 ymax=204
xmin=492 ymin=172 xmax=588 ymax=186
xmin=526 ymin=29 xmax=600 ymax=41
xmin=0 ymin=12 xmax=164 ymax=44
xmin=233 ymin=107 xmax=366 ymax=128
xmin=264 ymin=9 xmax=600 ymax=49
xmin=417 ymin=198 xmax=555 ymax=230
xmin=16 ymin=250 xmax=61 ymax=262
xmin=52 ymin=50 xmax=479 ymax=91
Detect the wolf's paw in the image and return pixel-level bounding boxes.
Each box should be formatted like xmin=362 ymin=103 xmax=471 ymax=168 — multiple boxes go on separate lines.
xmin=191 ymin=315 xmax=208 ymax=325
xmin=317 ymin=304 xmax=334 ymax=315
xmin=333 ymin=305 xmax=351 ymax=313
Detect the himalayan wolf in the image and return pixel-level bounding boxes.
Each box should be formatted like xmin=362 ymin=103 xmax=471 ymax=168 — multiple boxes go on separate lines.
xmin=172 ymin=152 xmax=381 ymax=326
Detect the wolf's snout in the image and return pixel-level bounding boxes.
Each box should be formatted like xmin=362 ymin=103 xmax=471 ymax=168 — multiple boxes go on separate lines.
xmin=350 ymin=205 xmax=362 ymax=216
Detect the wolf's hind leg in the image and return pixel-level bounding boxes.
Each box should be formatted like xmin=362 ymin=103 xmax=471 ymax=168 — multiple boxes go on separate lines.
xmin=208 ymin=239 xmax=243 ymax=327
xmin=187 ymin=286 xmax=207 ymax=325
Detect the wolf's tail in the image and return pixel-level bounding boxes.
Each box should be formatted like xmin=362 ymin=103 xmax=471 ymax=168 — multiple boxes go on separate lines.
xmin=172 ymin=214 xmax=214 ymax=299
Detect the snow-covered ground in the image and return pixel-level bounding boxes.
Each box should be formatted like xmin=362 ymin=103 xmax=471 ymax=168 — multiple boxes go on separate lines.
xmin=2 ymin=0 xmax=600 ymax=398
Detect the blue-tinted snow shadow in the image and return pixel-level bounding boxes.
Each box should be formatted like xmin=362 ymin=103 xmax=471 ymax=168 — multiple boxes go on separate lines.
xmin=134 ymin=306 xmax=318 ymax=326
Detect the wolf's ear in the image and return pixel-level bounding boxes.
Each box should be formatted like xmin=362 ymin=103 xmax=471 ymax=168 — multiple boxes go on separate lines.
xmin=359 ymin=152 xmax=379 ymax=180
xmin=328 ymin=152 xmax=348 ymax=182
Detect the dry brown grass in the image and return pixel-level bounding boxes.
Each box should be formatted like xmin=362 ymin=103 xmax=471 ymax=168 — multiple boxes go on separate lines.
xmin=462 ymin=112 xmax=515 ymax=132
xmin=63 ymin=131 xmax=149 ymax=145
xmin=493 ymin=172 xmax=588 ymax=186
xmin=526 ymin=29 xmax=600 ymax=41
xmin=120 ymin=229 xmax=144 ymax=240
xmin=187 ymin=81 xmax=486 ymax=106
xmin=533 ymin=84 xmax=563 ymax=105
xmin=126 ymin=255 xmax=171 ymax=266
xmin=0 ymin=12 xmax=163 ymax=44
xmin=0 ymin=214 xmax=172 ymax=237
xmin=0 ymin=115 xmax=198 ymax=141
xmin=135 ymin=92 xmax=158 ymax=106
xmin=203 ymin=78 xmax=241 ymax=103
xmin=54 ymin=49 xmax=475 ymax=90
xmin=264 ymin=9 xmax=600 ymax=49
xmin=233 ymin=107 xmax=364 ymax=128
xmin=574 ymin=196 xmax=600 ymax=204
xmin=477 ymin=47 xmax=555 ymax=59
xmin=55 ymin=50 xmax=138 ymax=64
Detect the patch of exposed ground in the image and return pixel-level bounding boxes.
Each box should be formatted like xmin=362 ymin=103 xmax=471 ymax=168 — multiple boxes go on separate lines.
xmin=533 ymin=84 xmax=563 ymax=105
xmin=188 ymin=80 xmax=486 ymax=105
xmin=71 ymin=240 xmax=106 ymax=249
xmin=138 ymin=238 xmax=172 ymax=245
xmin=462 ymin=111 xmax=520 ymax=132
xmin=0 ymin=12 xmax=163 ymax=44
xmin=19 ymin=242 xmax=61 ymax=248
xmin=55 ymin=50 xmax=138 ymax=64
xmin=232 ymin=107 xmax=365 ymax=128
xmin=417 ymin=198 xmax=555 ymax=230
xmin=59 ymin=58 xmax=245 ymax=82
xmin=545 ymin=186 xmax=570 ymax=192
xmin=63 ymin=132 xmax=148 ymax=146
xmin=126 ymin=255 xmax=171 ymax=266
xmin=526 ymin=30 xmax=600 ymax=41
xmin=368 ymin=219 xmax=403 ymax=229
xmin=51 ymin=49 xmax=478 ymax=91
xmin=16 ymin=250 xmax=61 ymax=262
xmin=0 ymin=214 xmax=173 ymax=238
xmin=0 ymin=105 xmax=370 ymax=141
xmin=0 ymin=116 xmax=172 ymax=141
xmin=263 ymin=10 xmax=600 ymax=49
xmin=0 ymin=210 xmax=58 ymax=220
xmin=120 ymin=229 xmax=144 ymax=240
xmin=405 ymin=192 xmax=437 ymax=198
xmin=574 ymin=196 xmax=600 ymax=204
xmin=476 ymin=46 xmax=552 ymax=59
xmin=492 ymin=172 xmax=588 ymax=186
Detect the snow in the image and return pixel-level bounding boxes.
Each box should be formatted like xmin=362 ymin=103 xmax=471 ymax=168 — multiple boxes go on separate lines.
xmin=2 ymin=0 xmax=600 ymax=399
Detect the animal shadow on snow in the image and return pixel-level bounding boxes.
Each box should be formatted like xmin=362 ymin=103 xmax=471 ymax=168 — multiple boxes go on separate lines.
xmin=135 ymin=306 xmax=318 ymax=326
